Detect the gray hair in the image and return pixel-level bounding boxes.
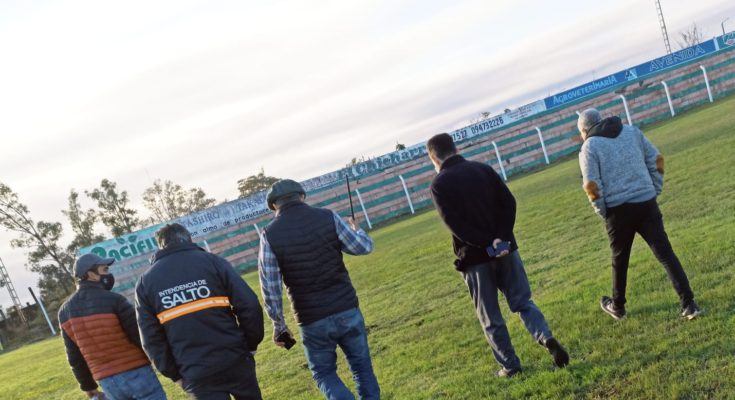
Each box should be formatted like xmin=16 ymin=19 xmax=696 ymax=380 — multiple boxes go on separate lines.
xmin=577 ymin=108 xmax=602 ymax=138
xmin=155 ymin=223 xmax=192 ymax=249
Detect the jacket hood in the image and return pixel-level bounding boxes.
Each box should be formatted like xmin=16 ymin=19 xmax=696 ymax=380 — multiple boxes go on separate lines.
xmin=586 ymin=116 xmax=623 ymax=140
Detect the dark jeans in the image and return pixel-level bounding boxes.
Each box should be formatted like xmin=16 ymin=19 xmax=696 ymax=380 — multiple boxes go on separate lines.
xmin=299 ymin=307 xmax=380 ymax=400
xmin=605 ymin=198 xmax=694 ymax=309
xmin=98 ymin=365 xmax=166 ymax=400
xmin=185 ymin=355 xmax=261 ymax=400
xmin=461 ymin=251 xmax=552 ymax=370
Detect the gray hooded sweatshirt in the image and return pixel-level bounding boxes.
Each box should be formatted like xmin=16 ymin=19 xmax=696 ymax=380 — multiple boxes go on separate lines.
xmin=578 ymin=116 xmax=663 ymax=218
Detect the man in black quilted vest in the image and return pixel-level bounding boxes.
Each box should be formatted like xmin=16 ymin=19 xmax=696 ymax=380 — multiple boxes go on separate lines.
xmin=258 ymin=179 xmax=380 ymax=400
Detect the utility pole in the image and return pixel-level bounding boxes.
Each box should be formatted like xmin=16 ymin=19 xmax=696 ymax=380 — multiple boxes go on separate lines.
xmin=655 ymin=0 xmax=672 ymax=54
xmin=0 ymin=257 xmax=27 ymax=325
xmin=723 ymin=18 xmax=731 ymax=36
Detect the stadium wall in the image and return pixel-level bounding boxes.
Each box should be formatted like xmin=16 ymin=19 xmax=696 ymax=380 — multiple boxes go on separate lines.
xmin=82 ymin=34 xmax=735 ymax=301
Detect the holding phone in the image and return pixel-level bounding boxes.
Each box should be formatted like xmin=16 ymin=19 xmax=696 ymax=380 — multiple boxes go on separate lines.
xmin=276 ymin=331 xmax=297 ymax=350
xmin=486 ymin=241 xmax=511 ymax=258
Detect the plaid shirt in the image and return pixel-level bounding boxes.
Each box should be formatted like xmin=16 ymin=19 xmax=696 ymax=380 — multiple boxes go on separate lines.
xmin=258 ymin=211 xmax=373 ymax=333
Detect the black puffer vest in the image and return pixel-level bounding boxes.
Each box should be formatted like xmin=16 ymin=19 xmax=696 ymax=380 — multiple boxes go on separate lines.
xmin=265 ymin=202 xmax=358 ymax=325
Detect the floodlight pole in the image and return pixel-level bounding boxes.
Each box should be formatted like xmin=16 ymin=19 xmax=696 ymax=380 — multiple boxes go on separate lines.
xmin=655 ymin=0 xmax=672 ymax=54
xmin=722 ymin=18 xmax=730 ymax=36
xmin=0 ymin=257 xmax=27 ymax=325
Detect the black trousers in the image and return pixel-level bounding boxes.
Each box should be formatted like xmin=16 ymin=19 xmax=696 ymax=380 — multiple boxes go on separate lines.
xmin=605 ymin=198 xmax=694 ymax=309
xmin=186 ymin=355 xmax=262 ymax=400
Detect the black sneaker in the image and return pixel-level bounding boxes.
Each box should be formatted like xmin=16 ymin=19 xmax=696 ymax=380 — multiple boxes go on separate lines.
xmin=600 ymin=296 xmax=626 ymax=320
xmin=543 ymin=337 xmax=569 ymax=368
xmin=681 ymin=301 xmax=702 ymax=320
xmin=496 ymin=367 xmax=522 ymax=378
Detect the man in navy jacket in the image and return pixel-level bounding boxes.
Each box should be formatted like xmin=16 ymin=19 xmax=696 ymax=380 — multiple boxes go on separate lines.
xmin=427 ymin=133 xmax=569 ymax=377
xmin=136 ymin=223 xmax=264 ymax=399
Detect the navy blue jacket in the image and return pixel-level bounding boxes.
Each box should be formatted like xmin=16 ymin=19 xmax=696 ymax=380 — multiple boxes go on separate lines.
xmin=135 ymin=243 xmax=264 ymax=384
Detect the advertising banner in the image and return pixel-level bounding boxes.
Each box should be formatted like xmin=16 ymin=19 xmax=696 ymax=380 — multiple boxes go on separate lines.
xmin=446 ymin=100 xmax=547 ymax=144
xmin=719 ymin=31 xmax=735 ymax=48
xmin=544 ymin=39 xmax=718 ymax=109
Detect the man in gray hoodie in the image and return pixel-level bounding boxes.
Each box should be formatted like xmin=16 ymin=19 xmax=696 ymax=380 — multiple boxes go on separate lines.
xmin=577 ymin=108 xmax=700 ymax=321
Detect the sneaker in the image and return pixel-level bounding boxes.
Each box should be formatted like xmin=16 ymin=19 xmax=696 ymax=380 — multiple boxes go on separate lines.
xmin=496 ymin=367 xmax=522 ymax=378
xmin=543 ymin=337 xmax=569 ymax=368
xmin=600 ymin=296 xmax=626 ymax=320
xmin=681 ymin=301 xmax=702 ymax=320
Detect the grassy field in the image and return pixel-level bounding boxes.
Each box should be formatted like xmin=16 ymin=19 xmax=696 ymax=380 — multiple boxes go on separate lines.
xmin=1 ymin=97 xmax=734 ymax=399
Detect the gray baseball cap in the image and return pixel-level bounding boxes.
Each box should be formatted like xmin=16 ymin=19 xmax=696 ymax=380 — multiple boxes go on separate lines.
xmin=266 ymin=179 xmax=305 ymax=210
xmin=74 ymin=253 xmax=115 ymax=278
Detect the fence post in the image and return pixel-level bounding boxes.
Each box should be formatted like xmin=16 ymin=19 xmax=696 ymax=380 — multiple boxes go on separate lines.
xmin=699 ymin=65 xmax=714 ymax=103
xmin=618 ymin=94 xmax=632 ymax=125
xmin=491 ymin=141 xmax=508 ymax=181
xmin=534 ymin=127 xmax=550 ymax=165
xmin=253 ymin=224 xmax=261 ymax=236
xmin=354 ymin=189 xmax=373 ymax=229
xmin=28 ymin=287 xmax=56 ymax=336
xmin=661 ymin=80 xmax=675 ymax=116
xmin=398 ymin=175 xmax=415 ymax=214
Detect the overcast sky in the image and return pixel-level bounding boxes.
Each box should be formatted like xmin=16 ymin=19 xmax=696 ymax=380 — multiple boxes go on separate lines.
xmin=1 ymin=0 xmax=733 ymax=308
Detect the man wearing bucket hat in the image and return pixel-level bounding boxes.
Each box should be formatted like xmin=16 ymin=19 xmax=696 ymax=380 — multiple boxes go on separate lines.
xmin=258 ymin=179 xmax=381 ymax=400
xmin=58 ymin=253 xmax=166 ymax=400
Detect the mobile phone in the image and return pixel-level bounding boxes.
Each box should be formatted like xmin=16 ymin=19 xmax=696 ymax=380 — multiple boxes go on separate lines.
xmin=486 ymin=241 xmax=511 ymax=258
xmin=276 ymin=331 xmax=296 ymax=350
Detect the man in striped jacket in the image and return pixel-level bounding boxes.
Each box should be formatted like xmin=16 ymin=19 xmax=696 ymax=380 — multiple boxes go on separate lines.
xmin=135 ymin=223 xmax=264 ymax=400
xmin=59 ymin=253 xmax=166 ymax=400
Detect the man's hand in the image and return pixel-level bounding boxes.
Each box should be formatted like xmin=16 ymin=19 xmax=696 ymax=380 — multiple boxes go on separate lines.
xmin=348 ymin=216 xmax=360 ymax=231
xmin=492 ymin=238 xmax=510 ymax=258
xmin=273 ymin=328 xmax=293 ymax=348
xmin=85 ymin=390 xmax=105 ymax=399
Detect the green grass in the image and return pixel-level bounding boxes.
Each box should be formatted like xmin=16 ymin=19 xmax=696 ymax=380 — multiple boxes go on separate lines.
xmin=2 ymin=97 xmax=734 ymax=399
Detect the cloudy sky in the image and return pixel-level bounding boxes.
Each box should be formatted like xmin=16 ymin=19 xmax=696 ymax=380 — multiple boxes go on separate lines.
xmin=1 ymin=0 xmax=733 ymax=307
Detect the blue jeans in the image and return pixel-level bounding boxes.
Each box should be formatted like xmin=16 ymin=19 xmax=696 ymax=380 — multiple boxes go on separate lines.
xmin=99 ymin=365 xmax=167 ymax=400
xmin=461 ymin=251 xmax=553 ymax=370
xmin=299 ymin=308 xmax=380 ymax=400
xmin=184 ymin=355 xmax=261 ymax=400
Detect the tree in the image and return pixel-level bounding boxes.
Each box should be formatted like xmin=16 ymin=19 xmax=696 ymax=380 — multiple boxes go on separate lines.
xmin=0 ymin=182 xmax=75 ymax=296
xmin=143 ymin=179 xmax=217 ymax=223
xmin=237 ymin=168 xmax=280 ymax=198
xmin=85 ymin=179 xmax=140 ymax=237
xmin=677 ymin=23 xmax=704 ymax=49
xmin=468 ymin=111 xmax=492 ymax=125
xmin=62 ymin=189 xmax=105 ymax=254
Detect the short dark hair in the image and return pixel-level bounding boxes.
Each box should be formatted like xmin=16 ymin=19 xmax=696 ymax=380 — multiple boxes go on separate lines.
xmin=426 ymin=133 xmax=457 ymax=160
xmin=155 ymin=223 xmax=192 ymax=249
xmin=79 ymin=265 xmax=103 ymax=281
